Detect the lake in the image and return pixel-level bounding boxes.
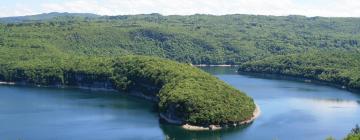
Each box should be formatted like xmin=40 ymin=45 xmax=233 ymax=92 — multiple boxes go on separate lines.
xmin=0 ymin=67 xmax=359 ymax=140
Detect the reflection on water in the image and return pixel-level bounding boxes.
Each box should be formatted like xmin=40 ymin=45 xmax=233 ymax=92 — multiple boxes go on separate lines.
xmin=0 ymin=66 xmax=359 ymax=140
xmin=308 ymin=98 xmax=360 ymax=107
xmin=160 ymin=122 xmax=252 ymax=140
xmin=0 ymin=86 xmax=163 ymax=140
xmin=200 ymin=67 xmax=360 ymax=140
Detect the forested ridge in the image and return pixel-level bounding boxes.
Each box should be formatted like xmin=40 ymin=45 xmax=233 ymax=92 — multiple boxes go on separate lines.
xmin=1 ymin=13 xmax=360 ymax=90
xmin=1 ymin=13 xmax=360 ymax=64
xmin=239 ymin=51 xmax=360 ymax=90
xmin=0 ymin=54 xmax=255 ymax=126
xmin=0 ymin=12 xmax=359 ymax=136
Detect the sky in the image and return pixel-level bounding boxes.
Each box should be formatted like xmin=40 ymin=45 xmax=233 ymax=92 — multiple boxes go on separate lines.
xmin=1 ymin=0 xmax=360 ymax=17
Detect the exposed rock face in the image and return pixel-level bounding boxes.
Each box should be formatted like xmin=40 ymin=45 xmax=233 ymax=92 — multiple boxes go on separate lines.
xmin=129 ymin=82 xmax=161 ymax=102
xmin=160 ymin=113 xmax=183 ymax=125
xmin=67 ymin=73 xmax=114 ymax=89
xmin=0 ymin=73 xmax=114 ymax=90
xmin=159 ymin=103 xmax=184 ymax=124
xmin=0 ymin=56 xmax=258 ymax=130
xmin=1 ymin=73 xmax=258 ymax=131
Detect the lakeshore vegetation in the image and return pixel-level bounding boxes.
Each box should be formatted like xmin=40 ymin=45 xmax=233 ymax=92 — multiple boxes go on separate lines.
xmin=239 ymin=51 xmax=360 ymax=90
xmin=0 ymin=12 xmax=359 ymax=127
xmin=344 ymin=125 xmax=360 ymax=140
xmin=0 ymin=54 xmax=255 ymax=126
xmin=0 ymin=12 xmax=359 ymax=90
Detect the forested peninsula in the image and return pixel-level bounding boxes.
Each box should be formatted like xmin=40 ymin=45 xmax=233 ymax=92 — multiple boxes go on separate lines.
xmin=0 ymin=12 xmax=360 ymax=130
xmin=0 ymin=55 xmax=256 ymax=129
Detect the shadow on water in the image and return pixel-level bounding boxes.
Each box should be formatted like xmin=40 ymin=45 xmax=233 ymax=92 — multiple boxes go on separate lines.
xmin=241 ymin=72 xmax=360 ymax=101
xmin=238 ymin=72 xmax=360 ymax=95
xmin=199 ymin=66 xmax=359 ymax=93
xmin=0 ymin=84 xmax=255 ymax=140
xmin=0 ymin=84 xmax=159 ymax=113
xmin=159 ymin=122 xmax=252 ymax=140
xmin=199 ymin=66 xmax=360 ymax=99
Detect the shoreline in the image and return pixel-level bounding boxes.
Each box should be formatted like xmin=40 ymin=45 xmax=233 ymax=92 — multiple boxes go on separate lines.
xmin=238 ymin=71 xmax=360 ymax=94
xmin=0 ymin=81 xmax=116 ymax=91
xmin=239 ymin=104 xmax=261 ymax=125
xmin=161 ymin=104 xmax=261 ymax=131
xmin=1 ymin=80 xmax=261 ymax=131
xmin=0 ymin=81 xmax=15 ymax=85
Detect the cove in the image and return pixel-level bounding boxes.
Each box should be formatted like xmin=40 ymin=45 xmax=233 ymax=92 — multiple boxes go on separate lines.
xmin=0 ymin=67 xmax=359 ymax=140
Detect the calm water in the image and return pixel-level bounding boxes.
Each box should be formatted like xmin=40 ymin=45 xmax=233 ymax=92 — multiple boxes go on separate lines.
xmin=0 ymin=67 xmax=359 ymax=140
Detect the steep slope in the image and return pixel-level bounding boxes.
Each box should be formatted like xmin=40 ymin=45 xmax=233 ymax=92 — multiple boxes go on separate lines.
xmin=239 ymin=51 xmax=360 ymax=90
xmin=0 ymin=55 xmax=256 ymax=128
xmin=1 ymin=13 xmax=360 ymax=64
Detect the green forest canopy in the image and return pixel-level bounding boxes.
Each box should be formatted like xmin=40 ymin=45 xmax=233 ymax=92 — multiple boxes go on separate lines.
xmin=1 ymin=13 xmax=360 ymax=90
xmin=238 ymin=51 xmax=360 ymax=90
xmin=1 ymin=13 xmax=360 ymax=64
xmin=0 ymin=12 xmax=359 ymax=134
xmin=0 ymin=55 xmax=255 ymax=126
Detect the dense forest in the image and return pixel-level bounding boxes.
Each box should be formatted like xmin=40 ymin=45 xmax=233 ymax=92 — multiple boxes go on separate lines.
xmin=0 ymin=12 xmax=359 ymax=127
xmin=0 ymin=54 xmax=255 ymax=127
xmin=1 ymin=13 xmax=360 ymax=91
xmin=238 ymin=51 xmax=360 ymax=90
xmin=1 ymin=12 xmax=360 ymax=64
xmin=113 ymin=56 xmax=255 ymax=125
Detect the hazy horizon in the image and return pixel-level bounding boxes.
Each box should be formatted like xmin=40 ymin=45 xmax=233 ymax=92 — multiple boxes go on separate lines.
xmin=1 ymin=0 xmax=360 ymax=18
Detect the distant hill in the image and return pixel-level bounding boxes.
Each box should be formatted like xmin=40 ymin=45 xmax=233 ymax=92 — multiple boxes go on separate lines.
xmin=0 ymin=12 xmax=99 ymax=23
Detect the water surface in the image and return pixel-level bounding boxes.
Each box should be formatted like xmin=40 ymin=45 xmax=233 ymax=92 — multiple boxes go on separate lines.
xmin=0 ymin=67 xmax=359 ymax=140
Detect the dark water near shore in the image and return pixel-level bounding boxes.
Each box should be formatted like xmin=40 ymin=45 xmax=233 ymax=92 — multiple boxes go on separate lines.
xmin=0 ymin=67 xmax=359 ymax=140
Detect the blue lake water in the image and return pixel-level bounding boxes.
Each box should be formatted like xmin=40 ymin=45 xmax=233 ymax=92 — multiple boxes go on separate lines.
xmin=0 ymin=67 xmax=359 ymax=140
